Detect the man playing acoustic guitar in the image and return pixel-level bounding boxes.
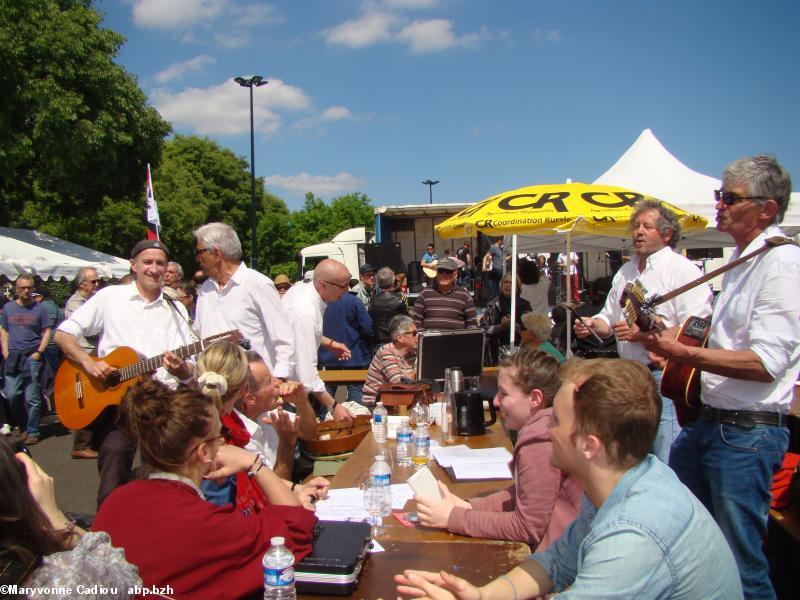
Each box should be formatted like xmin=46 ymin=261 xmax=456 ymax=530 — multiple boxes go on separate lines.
xmin=55 ymin=239 xmax=196 ymax=506
xmin=574 ymin=199 xmax=713 ymax=464
xmin=644 ymin=155 xmax=800 ymax=599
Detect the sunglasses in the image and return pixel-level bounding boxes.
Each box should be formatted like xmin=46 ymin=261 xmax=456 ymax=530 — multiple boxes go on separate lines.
xmin=323 ymin=279 xmax=349 ymax=290
xmin=713 ymin=189 xmax=769 ymax=206
xmin=405 ymin=330 xmax=419 ymax=337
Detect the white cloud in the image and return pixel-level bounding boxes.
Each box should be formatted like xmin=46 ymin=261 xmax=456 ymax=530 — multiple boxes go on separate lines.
xmin=323 ymin=11 xmax=400 ymax=48
xmin=231 ymin=3 xmax=285 ymax=27
xmin=132 ymin=0 xmax=227 ymax=30
xmin=150 ymin=78 xmax=310 ymax=137
xmin=324 ymin=6 xmax=490 ymax=53
xmin=265 ymin=173 xmax=368 ymax=197
xmin=154 ymin=55 xmax=216 ymax=84
xmin=531 ymin=29 xmax=561 ymax=44
xmin=321 ymin=106 xmax=352 ymax=121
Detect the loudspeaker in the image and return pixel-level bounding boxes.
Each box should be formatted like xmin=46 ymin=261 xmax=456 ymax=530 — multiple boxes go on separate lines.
xmin=363 ymin=242 xmax=404 ymax=273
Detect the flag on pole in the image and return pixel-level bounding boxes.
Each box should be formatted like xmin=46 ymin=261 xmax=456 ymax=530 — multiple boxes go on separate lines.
xmin=145 ymin=163 xmax=161 ymax=240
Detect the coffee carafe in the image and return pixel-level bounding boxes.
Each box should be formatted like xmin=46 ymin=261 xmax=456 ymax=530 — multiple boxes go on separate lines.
xmin=455 ymin=389 xmax=496 ymax=436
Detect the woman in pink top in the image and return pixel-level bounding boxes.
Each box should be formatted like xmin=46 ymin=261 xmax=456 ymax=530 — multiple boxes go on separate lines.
xmin=415 ymin=347 xmax=582 ymax=550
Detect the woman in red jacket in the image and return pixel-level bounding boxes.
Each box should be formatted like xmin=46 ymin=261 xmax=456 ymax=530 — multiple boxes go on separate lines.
xmin=93 ymin=379 xmax=315 ymax=600
xmin=415 ymin=347 xmax=582 ymax=550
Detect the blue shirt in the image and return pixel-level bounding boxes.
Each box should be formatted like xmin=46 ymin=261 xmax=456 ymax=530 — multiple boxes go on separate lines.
xmin=530 ymin=455 xmax=742 ymax=599
xmin=1 ymin=301 xmax=50 ymax=352
xmin=319 ymin=293 xmax=373 ymax=368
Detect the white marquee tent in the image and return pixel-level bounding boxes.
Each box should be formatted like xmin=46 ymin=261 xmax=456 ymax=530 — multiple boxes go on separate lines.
xmin=0 ymin=227 xmax=131 ymax=281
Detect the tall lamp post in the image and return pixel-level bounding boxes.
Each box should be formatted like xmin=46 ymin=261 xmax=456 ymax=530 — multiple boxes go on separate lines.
xmin=234 ymin=75 xmax=268 ymax=269
xmin=422 ymin=179 xmax=439 ymax=204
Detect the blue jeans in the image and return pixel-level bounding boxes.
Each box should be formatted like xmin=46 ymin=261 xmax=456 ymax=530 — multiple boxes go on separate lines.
xmin=4 ymin=357 xmax=43 ymax=437
xmin=669 ymin=418 xmax=788 ymax=599
xmin=651 ymin=369 xmax=681 ymax=463
xmin=325 ymin=383 xmax=365 ymax=407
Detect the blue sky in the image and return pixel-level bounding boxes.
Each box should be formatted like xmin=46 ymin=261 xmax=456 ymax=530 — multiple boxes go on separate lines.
xmin=99 ymin=0 xmax=800 ymax=212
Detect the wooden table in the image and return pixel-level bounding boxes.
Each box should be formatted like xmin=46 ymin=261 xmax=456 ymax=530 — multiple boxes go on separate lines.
xmin=301 ymin=421 xmax=529 ymax=599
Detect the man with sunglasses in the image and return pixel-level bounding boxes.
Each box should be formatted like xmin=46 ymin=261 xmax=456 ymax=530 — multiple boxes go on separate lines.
xmin=282 ymin=259 xmax=356 ymax=424
xmin=645 ymin=155 xmax=800 ymax=599
xmin=412 ymin=257 xmax=477 ymax=331
xmin=64 ymin=266 xmax=102 ymax=459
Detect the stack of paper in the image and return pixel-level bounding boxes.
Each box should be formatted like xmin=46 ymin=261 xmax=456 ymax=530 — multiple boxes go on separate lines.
xmin=314 ymin=484 xmax=415 ymax=521
xmin=432 ymin=445 xmax=513 ymax=481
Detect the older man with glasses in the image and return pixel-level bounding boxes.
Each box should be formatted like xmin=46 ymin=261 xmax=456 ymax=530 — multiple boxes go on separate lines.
xmin=645 ymin=155 xmax=800 ymax=599
xmin=282 ymin=259 xmax=355 ymax=424
xmin=412 ymin=257 xmax=477 ymax=331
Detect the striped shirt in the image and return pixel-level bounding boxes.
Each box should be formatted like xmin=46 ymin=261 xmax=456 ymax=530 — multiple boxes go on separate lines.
xmin=361 ymin=343 xmax=417 ymax=405
xmin=412 ymin=285 xmax=477 ymax=331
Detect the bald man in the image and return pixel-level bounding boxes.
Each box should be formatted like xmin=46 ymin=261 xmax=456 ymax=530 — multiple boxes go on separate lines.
xmin=281 ymin=259 xmax=355 ymax=423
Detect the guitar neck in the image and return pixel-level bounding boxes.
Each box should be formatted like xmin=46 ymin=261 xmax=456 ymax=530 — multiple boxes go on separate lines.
xmin=114 ymin=337 xmax=222 ymax=382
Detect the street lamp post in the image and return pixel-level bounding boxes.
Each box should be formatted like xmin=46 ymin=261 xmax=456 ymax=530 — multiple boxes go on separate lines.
xmin=422 ymin=179 xmax=439 ymax=205
xmin=234 ymin=75 xmax=268 ymax=270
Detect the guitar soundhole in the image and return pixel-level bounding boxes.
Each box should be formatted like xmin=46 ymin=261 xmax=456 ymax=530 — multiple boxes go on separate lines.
xmin=106 ymin=371 xmax=121 ymax=387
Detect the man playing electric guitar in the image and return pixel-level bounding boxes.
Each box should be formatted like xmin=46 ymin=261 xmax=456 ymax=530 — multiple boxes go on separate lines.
xmin=644 ymin=155 xmax=800 ymax=599
xmin=55 ymin=239 xmax=196 ymax=506
xmin=574 ymin=199 xmax=713 ymax=463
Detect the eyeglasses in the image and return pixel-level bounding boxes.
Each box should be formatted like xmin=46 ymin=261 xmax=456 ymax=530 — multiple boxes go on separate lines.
xmin=194 ymin=247 xmax=212 ymax=257
xmin=276 ymin=285 xmax=291 ymax=291
xmin=714 ymin=189 xmax=769 ymax=206
xmin=436 ymin=269 xmax=456 ymax=275
xmin=86 ymin=279 xmax=100 ymax=285
xmin=187 ymin=424 xmax=231 ymax=457
xmin=404 ymin=330 xmax=419 ymax=337
xmin=15 ymin=286 xmax=33 ymax=291
xmin=323 ymin=279 xmax=349 ymax=290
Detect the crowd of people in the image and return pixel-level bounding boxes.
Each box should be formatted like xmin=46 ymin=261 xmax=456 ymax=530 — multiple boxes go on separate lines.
xmin=0 ymin=153 xmax=797 ymax=599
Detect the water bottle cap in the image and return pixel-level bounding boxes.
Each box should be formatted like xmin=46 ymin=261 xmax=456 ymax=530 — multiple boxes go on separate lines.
xmin=376 ymin=401 xmax=384 ymax=407
xmin=270 ymin=536 xmax=285 ymax=546
xmin=375 ymin=455 xmax=385 ymax=461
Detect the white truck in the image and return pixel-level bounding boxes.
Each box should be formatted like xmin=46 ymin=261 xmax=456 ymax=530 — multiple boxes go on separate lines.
xmin=297 ymin=227 xmax=372 ymax=281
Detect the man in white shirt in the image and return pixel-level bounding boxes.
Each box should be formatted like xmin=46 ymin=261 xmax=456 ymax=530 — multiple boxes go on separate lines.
xmin=192 ymin=222 xmax=295 ymax=380
xmin=55 ymin=239 xmax=195 ymax=506
xmin=645 ymin=155 xmax=800 ymax=598
xmin=574 ymin=199 xmax=713 ymax=463
xmin=236 ymin=352 xmax=318 ymax=479
xmin=557 ymin=251 xmax=580 ymax=303
xmin=281 ymin=259 xmax=355 ymax=424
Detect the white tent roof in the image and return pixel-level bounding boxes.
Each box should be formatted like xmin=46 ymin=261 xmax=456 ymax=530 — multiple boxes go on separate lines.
xmin=0 ymin=228 xmax=131 ymax=281
xmin=512 ymin=129 xmax=798 ymax=253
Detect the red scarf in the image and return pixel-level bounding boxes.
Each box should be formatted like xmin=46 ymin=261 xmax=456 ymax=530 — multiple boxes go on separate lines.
xmin=221 ymin=411 xmax=269 ymax=515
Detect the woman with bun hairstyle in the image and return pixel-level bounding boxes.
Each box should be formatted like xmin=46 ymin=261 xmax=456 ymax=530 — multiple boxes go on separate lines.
xmin=92 ymin=379 xmax=315 ymax=599
xmin=195 ymin=341 xmax=328 ymax=513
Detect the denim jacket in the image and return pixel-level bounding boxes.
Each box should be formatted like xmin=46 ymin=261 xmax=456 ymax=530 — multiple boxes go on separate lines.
xmin=528 ymin=455 xmax=742 ymax=599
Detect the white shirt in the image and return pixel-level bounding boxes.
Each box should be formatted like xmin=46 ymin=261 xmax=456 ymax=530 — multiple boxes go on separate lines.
xmin=234 ymin=407 xmax=295 ymax=469
xmin=596 ymin=246 xmax=713 ymax=364
xmin=281 ymin=281 xmax=327 ymax=393
xmin=194 ymin=263 xmax=295 ymax=379
xmin=520 ymin=280 xmax=550 ymax=314
xmin=558 ymin=252 xmax=579 ymax=275
xmin=58 ymin=283 xmax=196 ymax=389
xmin=701 ymin=225 xmax=800 ymax=412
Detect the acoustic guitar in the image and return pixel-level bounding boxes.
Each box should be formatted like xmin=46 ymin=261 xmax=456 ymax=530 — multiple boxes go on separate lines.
xmin=659 ymin=316 xmax=711 ymax=426
xmin=54 ymin=330 xmax=241 ymax=430
xmin=422 ymin=260 xmax=439 ymax=279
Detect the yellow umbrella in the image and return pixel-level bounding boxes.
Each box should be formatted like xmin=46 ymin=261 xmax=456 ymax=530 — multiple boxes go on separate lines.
xmin=435 ymin=182 xmax=707 ymax=240
xmin=436 ymin=182 xmax=708 ymax=356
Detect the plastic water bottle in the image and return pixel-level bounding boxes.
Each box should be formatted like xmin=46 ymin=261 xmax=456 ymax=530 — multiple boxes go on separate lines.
xmin=369 ymin=454 xmax=392 ymax=516
xmin=262 ymin=536 xmax=296 ymax=600
xmin=372 ymin=401 xmax=388 ymax=443
xmin=396 ymin=418 xmax=413 ymax=467
xmin=412 ymin=423 xmax=430 ymax=470
xmin=442 ymin=369 xmax=456 ymax=443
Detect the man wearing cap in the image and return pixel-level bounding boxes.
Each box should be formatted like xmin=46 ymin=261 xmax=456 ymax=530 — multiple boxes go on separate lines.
xmin=350 ymin=264 xmax=376 ymax=309
xmin=56 ymin=239 xmax=196 ymax=506
xmin=412 ymin=257 xmax=477 ymax=331
xmin=273 ymin=274 xmax=293 ymax=297
xmin=193 ymin=222 xmax=295 ymax=381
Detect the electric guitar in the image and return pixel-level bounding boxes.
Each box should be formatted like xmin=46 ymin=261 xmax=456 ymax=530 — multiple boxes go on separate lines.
xmin=54 ymin=330 xmax=242 ymax=430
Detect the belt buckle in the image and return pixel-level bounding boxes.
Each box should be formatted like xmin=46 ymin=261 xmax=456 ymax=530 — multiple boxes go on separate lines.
xmin=724 ymin=412 xmax=756 ymax=429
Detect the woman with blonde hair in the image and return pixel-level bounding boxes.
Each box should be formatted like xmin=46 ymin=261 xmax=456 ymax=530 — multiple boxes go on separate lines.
xmin=196 ymin=341 xmax=327 ymax=512
xmin=93 ymin=380 xmax=315 ymax=598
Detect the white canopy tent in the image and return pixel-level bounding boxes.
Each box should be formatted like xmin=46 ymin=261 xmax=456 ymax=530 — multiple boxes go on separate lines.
xmin=0 ymin=227 xmax=131 ymax=281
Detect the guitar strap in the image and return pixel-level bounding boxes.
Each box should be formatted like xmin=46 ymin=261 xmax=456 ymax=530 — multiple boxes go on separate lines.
xmin=649 ymin=236 xmax=799 ymax=309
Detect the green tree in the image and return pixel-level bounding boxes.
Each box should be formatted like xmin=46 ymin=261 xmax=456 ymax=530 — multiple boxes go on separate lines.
xmin=0 ymin=0 xmax=171 ymax=230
